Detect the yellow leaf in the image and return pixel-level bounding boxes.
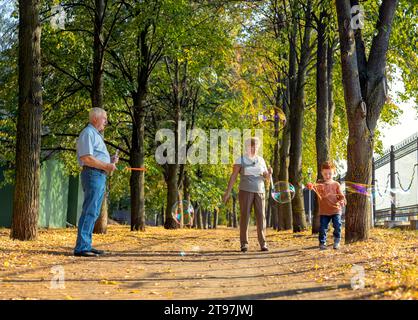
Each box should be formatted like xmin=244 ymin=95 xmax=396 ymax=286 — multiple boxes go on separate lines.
xmin=99 ymin=280 xmax=119 ymax=285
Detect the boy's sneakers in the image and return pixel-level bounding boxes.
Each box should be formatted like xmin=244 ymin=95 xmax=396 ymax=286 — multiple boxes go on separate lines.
xmin=319 ymin=244 xmax=327 ymax=250
xmin=241 ymin=245 xmax=248 ymax=252
xmin=333 ymin=241 xmax=341 ymax=250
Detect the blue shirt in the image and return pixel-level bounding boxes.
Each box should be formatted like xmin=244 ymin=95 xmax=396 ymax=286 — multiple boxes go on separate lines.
xmin=77 ymin=124 xmax=110 ymax=166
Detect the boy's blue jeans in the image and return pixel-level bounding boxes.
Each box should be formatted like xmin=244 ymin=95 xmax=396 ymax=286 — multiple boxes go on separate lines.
xmin=319 ymin=214 xmax=342 ymax=245
xmin=74 ymin=168 xmax=107 ymax=253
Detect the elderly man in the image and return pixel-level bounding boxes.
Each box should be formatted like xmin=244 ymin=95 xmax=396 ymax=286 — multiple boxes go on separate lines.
xmin=74 ymin=108 xmax=118 ymax=257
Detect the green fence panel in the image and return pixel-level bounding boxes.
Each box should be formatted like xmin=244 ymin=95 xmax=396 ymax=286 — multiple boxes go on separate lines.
xmin=0 ymin=160 xmax=71 ymax=228
xmin=66 ymin=174 xmax=83 ymax=226
xmin=38 ymin=160 xmax=69 ymax=228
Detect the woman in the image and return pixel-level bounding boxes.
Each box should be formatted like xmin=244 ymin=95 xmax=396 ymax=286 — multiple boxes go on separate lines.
xmin=222 ymin=137 xmax=272 ymax=252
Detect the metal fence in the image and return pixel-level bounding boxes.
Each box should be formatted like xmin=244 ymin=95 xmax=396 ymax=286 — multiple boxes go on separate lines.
xmin=373 ymin=132 xmax=418 ymax=222
xmin=339 ymin=132 xmax=418 ymax=225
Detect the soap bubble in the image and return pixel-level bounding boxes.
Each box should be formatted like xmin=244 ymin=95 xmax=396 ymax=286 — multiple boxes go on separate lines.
xmin=198 ymin=67 xmax=218 ymax=88
xmin=171 ymin=200 xmax=194 ymax=225
xmin=271 ymin=181 xmax=295 ymax=204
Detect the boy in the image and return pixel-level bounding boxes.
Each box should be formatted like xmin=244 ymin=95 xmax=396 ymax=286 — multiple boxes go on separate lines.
xmin=308 ymin=161 xmax=346 ymax=250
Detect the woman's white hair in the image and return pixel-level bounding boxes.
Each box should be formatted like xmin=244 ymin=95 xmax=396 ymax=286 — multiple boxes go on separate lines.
xmin=245 ymin=137 xmax=260 ymax=148
xmin=89 ymin=107 xmax=106 ymax=122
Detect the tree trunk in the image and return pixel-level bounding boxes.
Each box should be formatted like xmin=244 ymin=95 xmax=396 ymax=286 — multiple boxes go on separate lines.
xmin=196 ymin=205 xmax=202 ymax=229
xmin=93 ymin=191 xmax=108 ymax=234
xmin=272 ymin=105 xmax=281 ymax=230
xmin=91 ymin=0 xmax=107 ymax=234
xmin=202 ymin=209 xmax=207 ymax=229
xmin=288 ymin=94 xmax=308 ymax=232
xmin=266 ymin=197 xmax=271 ymax=228
xmin=129 ymin=28 xmax=150 ymax=232
xmin=164 ymin=164 xmax=179 ymax=229
xmin=277 ymin=94 xmax=292 ymax=231
xmin=213 ymin=208 xmax=218 ymax=229
xmin=288 ymin=0 xmax=312 ymax=232
xmin=183 ymin=170 xmax=191 ymax=228
xmin=276 ymin=7 xmax=297 ymax=232
xmin=130 ymin=97 xmax=146 ymax=231
xmin=207 ymin=211 xmax=212 ymax=229
xmin=92 ymin=0 xmax=105 ymax=109
xmin=327 ymin=38 xmax=337 ymax=141
xmin=313 ymin=8 xmax=330 ymax=234
xmin=315 ymin=9 xmax=330 ymax=173
xmin=335 ymin=0 xmax=398 ymax=243
xmin=277 ymin=134 xmax=292 ymax=230
xmin=11 ymin=0 xmax=43 ymax=240
xmin=183 ymin=169 xmax=190 ymax=204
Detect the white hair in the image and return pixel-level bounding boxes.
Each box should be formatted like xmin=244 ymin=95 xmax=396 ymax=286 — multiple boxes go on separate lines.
xmin=89 ymin=107 xmax=106 ymax=122
xmin=245 ymin=137 xmax=260 ymax=148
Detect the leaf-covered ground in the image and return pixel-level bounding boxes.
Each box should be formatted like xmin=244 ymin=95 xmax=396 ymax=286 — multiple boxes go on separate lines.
xmin=0 ymin=225 xmax=416 ymax=300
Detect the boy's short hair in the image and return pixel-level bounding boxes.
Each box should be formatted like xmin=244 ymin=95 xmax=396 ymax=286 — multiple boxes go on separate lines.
xmin=321 ymin=161 xmax=336 ymax=171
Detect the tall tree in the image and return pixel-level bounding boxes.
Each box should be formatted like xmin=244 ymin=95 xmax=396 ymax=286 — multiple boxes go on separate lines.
xmin=312 ymin=2 xmax=337 ymax=234
xmin=106 ymin=1 xmax=165 ymax=231
xmin=335 ymin=0 xmax=399 ymax=242
xmin=288 ymin=0 xmax=314 ymax=232
xmin=92 ymin=0 xmax=108 ymax=234
xmin=11 ymin=0 xmax=42 ymax=240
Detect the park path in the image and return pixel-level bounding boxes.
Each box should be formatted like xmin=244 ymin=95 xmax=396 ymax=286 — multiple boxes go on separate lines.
xmin=0 ymin=225 xmax=415 ymax=300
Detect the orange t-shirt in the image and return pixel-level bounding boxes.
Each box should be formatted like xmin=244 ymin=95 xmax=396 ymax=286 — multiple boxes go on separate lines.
xmin=315 ymin=180 xmax=345 ymax=215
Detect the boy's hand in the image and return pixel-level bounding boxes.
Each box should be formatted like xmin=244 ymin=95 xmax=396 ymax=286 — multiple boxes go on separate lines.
xmin=307 ymin=182 xmax=314 ymax=190
xmin=336 ymin=194 xmax=346 ymax=207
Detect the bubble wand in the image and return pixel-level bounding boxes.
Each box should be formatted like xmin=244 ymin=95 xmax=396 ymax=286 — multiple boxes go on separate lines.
xmin=270 ymin=173 xmax=275 ymax=193
xmin=306 ymin=182 xmax=323 ymax=200
xmin=113 ymin=150 xmax=147 ymax=171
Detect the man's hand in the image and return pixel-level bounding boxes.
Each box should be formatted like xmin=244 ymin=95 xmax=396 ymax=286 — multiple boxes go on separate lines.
xmin=111 ymin=154 xmax=119 ymax=164
xmin=106 ymin=163 xmax=117 ymax=174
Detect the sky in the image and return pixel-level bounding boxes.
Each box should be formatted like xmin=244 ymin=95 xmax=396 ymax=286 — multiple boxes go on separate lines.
xmin=378 ymin=75 xmax=418 ymax=152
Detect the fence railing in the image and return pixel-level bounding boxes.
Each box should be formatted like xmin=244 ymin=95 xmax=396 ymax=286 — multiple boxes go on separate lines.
xmin=373 ymin=132 xmax=418 ymax=222
xmin=340 ymin=132 xmax=418 ymax=225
